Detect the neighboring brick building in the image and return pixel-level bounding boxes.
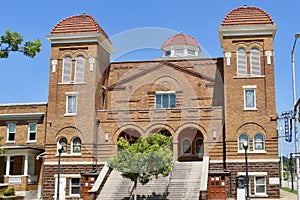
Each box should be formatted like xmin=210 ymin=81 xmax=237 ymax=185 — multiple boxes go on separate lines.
xmin=0 ymin=5 xmax=279 ymax=200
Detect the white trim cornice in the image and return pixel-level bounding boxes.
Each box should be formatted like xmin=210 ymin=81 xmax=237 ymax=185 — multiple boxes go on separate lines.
xmin=46 ymin=33 xmax=115 ymax=53
xmin=218 ymin=25 xmax=277 ymax=48
xmin=210 ymin=158 xmax=279 ymax=163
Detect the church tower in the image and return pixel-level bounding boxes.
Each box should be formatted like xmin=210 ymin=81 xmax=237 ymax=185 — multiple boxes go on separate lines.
xmin=218 ymin=6 xmax=279 ymax=197
xmin=43 ymin=14 xmax=113 ymax=199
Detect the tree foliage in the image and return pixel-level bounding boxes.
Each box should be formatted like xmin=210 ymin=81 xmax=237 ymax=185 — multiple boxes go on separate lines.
xmin=0 ymin=30 xmax=41 ymax=58
xmin=108 ymin=133 xmax=173 ymax=199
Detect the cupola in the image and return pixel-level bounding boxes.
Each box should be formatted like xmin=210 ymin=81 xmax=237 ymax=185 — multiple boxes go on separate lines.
xmin=161 ymin=33 xmax=200 ymax=58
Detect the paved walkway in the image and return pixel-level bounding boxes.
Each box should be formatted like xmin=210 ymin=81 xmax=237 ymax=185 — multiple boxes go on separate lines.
xmin=278 ymin=189 xmax=297 ymax=200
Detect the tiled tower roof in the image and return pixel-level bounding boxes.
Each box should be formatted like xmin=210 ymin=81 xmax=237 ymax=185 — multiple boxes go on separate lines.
xmin=49 ymin=13 xmax=109 ymax=39
xmin=221 ymin=5 xmax=274 ymax=27
xmin=162 ymin=33 xmax=199 ymax=48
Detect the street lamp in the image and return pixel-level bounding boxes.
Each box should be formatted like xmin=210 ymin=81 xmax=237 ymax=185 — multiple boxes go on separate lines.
xmin=56 ymin=143 xmax=63 ymax=200
xmin=243 ymin=140 xmax=250 ymax=200
xmin=291 ymin=33 xmax=300 ymax=200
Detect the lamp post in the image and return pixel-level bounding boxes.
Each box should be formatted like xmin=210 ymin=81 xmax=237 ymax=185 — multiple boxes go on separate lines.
xmin=243 ymin=141 xmax=250 ymax=200
xmin=291 ymin=33 xmax=300 ymax=200
xmin=56 ymin=143 xmax=63 ymax=200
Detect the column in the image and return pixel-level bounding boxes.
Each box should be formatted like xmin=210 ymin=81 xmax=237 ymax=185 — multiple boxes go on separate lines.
xmin=24 ymin=154 xmax=28 ymax=176
xmin=5 ymin=156 xmax=10 ymax=176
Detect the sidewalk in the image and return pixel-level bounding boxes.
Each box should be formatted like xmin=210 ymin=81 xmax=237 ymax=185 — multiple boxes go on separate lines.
xmin=279 ymin=189 xmax=297 ymax=200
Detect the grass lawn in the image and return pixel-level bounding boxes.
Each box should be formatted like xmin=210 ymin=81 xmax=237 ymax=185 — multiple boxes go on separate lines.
xmin=281 ymin=187 xmax=298 ymax=195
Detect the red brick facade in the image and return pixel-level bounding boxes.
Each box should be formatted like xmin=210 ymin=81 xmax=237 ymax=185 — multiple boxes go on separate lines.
xmin=0 ymin=5 xmax=280 ymax=200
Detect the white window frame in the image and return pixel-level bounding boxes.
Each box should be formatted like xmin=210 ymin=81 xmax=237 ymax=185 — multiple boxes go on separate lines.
xmin=7 ymin=123 xmax=16 ymax=142
xmin=250 ymin=47 xmax=261 ymax=76
xmin=58 ymin=137 xmax=68 ymax=154
xmin=254 ymin=176 xmax=266 ymax=196
xmin=182 ymin=138 xmax=192 ymax=155
xmin=243 ymin=85 xmax=257 ymax=110
xmin=237 ymin=47 xmax=247 ymax=76
xmin=62 ymin=56 xmax=72 ymax=83
xmin=238 ymin=133 xmax=249 ymax=152
xmin=27 ymin=123 xmax=37 ymax=142
xmin=253 ymin=133 xmax=265 ymax=152
xmin=74 ymin=55 xmax=85 ymax=83
xmin=71 ymin=137 xmax=82 ymax=154
xmin=65 ymin=93 xmax=78 ymax=116
xmin=195 ymin=138 xmax=204 ymax=155
xmin=155 ymin=91 xmax=176 ymax=109
xmin=69 ymin=177 xmax=80 ymax=196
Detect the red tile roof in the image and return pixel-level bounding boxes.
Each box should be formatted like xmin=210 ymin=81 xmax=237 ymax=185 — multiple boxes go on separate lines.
xmin=49 ymin=13 xmax=109 ymax=39
xmin=162 ymin=33 xmax=199 ymax=48
xmin=221 ymin=6 xmax=274 ymax=27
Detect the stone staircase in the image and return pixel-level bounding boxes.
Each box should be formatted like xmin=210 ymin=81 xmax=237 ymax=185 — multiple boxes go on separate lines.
xmin=97 ymin=170 xmax=131 ymax=200
xmin=166 ymin=161 xmax=203 ymax=200
xmin=135 ymin=175 xmax=168 ymax=199
xmin=97 ymin=157 xmax=209 ymax=200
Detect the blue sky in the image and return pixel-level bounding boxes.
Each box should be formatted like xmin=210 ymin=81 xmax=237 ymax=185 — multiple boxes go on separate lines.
xmin=0 ymin=0 xmax=300 ymax=156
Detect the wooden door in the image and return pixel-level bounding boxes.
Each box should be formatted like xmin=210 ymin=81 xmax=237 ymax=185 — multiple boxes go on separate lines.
xmin=208 ymin=175 xmax=227 ymax=199
xmin=82 ymin=175 xmax=97 ymax=200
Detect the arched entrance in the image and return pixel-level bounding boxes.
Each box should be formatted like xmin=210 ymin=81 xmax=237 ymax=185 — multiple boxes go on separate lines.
xmin=117 ymin=128 xmax=141 ymax=144
xmin=150 ymin=128 xmax=173 ymax=150
xmin=178 ymin=127 xmax=204 ymax=161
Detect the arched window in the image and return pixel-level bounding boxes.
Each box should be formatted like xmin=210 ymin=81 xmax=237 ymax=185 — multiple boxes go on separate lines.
xmin=182 ymin=138 xmax=191 ymax=154
xmin=237 ymin=48 xmax=247 ymax=76
xmin=250 ymin=47 xmax=261 ymax=75
xmin=62 ymin=56 xmax=72 ymax=83
xmin=195 ymin=138 xmax=204 ymax=155
xmin=58 ymin=137 xmax=68 ymax=153
xmin=75 ymin=55 xmax=85 ymax=83
xmin=254 ymin=133 xmax=264 ymax=150
xmin=72 ymin=137 xmax=82 ymax=154
xmin=238 ymin=134 xmax=249 ymax=151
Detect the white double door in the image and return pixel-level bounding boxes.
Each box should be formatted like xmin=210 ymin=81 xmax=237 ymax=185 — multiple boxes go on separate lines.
xmin=54 ymin=177 xmax=66 ymax=200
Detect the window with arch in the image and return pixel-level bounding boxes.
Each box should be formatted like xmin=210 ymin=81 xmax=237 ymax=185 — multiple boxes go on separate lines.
xmin=250 ymin=47 xmax=261 ymax=75
xmin=75 ymin=55 xmax=85 ymax=83
xmin=62 ymin=56 xmax=72 ymax=83
xmin=195 ymin=138 xmax=204 ymax=155
xmin=254 ymin=133 xmax=265 ymax=151
xmin=58 ymin=137 xmax=68 ymax=153
xmin=72 ymin=137 xmax=82 ymax=154
xmin=238 ymin=134 xmax=249 ymax=151
xmin=182 ymin=138 xmax=191 ymax=154
xmin=237 ymin=47 xmax=247 ymax=76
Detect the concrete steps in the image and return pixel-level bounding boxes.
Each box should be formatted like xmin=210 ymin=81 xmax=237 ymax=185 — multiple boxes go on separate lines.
xmin=97 ymin=160 xmax=207 ymax=200
xmin=167 ymin=162 xmax=202 ymax=200
xmin=97 ymin=170 xmax=131 ymax=200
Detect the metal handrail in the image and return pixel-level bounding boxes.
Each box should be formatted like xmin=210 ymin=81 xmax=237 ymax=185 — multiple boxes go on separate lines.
xmin=164 ymin=160 xmax=175 ymax=195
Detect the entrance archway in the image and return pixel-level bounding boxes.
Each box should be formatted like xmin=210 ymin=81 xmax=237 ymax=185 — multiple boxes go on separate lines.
xmin=178 ymin=127 xmax=204 ymax=161
xmin=117 ymin=128 xmax=141 ymax=144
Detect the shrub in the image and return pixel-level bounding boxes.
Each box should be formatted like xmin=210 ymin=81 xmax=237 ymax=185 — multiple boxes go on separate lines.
xmin=4 ymin=187 xmax=15 ymax=196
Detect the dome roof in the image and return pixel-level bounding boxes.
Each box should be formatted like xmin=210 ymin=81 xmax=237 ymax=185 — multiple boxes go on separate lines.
xmin=49 ymin=13 xmax=109 ymax=39
xmin=221 ymin=5 xmax=274 ymax=27
xmin=162 ymin=33 xmax=199 ymax=49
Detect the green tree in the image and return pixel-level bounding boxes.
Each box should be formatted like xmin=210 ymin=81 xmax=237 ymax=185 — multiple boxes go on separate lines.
xmin=0 ymin=30 xmax=41 ymax=58
xmin=108 ymin=133 xmax=173 ymax=200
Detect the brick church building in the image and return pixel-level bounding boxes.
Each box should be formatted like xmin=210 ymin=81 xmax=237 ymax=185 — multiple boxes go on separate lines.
xmin=0 ymin=5 xmax=279 ymax=200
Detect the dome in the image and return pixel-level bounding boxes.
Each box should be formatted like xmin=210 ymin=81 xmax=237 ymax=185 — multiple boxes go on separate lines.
xmin=49 ymin=13 xmax=109 ymax=39
xmin=161 ymin=33 xmax=199 ymax=49
xmin=221 ymin=5 xmax=274 ymax=27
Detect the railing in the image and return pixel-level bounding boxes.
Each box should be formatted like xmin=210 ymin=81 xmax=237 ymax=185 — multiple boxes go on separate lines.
xmin=164 ymin=160 xmax=175 ymax=195
xmin=8 ymin=175 xmax=22 ymax=184
xmin=128 ymin=181 xmax=135 ymax=200
xmin=89 ymin=163 xmax=109 ymax=193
